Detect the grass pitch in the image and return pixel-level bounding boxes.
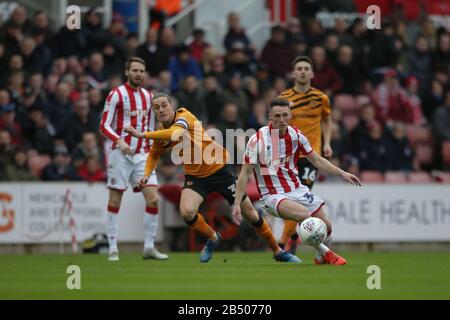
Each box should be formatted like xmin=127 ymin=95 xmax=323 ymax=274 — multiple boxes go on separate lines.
xmin=0 ymin=251 xmax=449 ymax=299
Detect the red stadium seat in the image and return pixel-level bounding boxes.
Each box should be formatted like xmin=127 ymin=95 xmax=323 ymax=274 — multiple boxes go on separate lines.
xmin=28 ymin=155 xmax=52 ymax=177
xmin=360 ymin=171 xmax=384 ymax=183
xmin=384 ymin=171 xmax=408 ymax=183
xmin=408 ymin=172 xmax=434 ymax=183
xmin=334 ymin=94 xmax=359 ymax=114
xmin=342 ymin=115 xmax=360 ymax=132
xmin=406 ymin=125 xmax=433 ymax=148
xmin=433 ymin=171 xmax=450 ymax=183
xmin=415 ymin=145 xmax=433 ymax=167
xmin=442 ymin=141 xmax=450 ymax=166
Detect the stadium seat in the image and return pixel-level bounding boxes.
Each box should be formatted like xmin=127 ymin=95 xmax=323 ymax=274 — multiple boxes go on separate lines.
xmin=384 ymin=171 xmax=408 ymax=183
xmin=28 ymin=155 xmax=52 ymax=177
xmin=434 ymin=171 xmax=450 ymax=183
xmin=342 ymin=114 xmax=360 ymax=132
xmin=334 ymin=94 xmax=358 ymax=114
xmin=360 ymin=171 xmax=384 ymax=183
xmin=408 ymin=172 xmax=434 ymax=183
xmin=442 ymin=141 xmax=450 ymax=166
xmin=406 ymin=125 xmax=433 ymax=148
xmin=355 ymin=94 xmax=370 ymax=107
xmin=415 ymin=144 xmax=433 ymax=167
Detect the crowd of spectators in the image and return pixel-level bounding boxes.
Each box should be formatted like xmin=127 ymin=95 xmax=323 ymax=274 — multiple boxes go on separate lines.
xmin=1 ymin=2 xmax=450 ymax=184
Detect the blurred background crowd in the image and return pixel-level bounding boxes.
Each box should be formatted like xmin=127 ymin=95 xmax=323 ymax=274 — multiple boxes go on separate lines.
xmin=1 ymin=0 xmax=450 ymax=185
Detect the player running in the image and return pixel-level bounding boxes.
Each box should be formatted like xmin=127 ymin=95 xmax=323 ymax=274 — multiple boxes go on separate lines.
xmin=278 ymin=55 xmax=334 ymax=254
xmin=124 ymin=92 xmax=300 ymax=263
xmin=99 ymin=57 xmax=168 ymax=261
xmin=232 ymin=97 xmax=361 ymax=265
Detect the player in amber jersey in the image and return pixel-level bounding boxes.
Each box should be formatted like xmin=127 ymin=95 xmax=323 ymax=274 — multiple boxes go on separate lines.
xmin=278 ymin=56 xmax=333 ymax=254
xmin=124 ymin=92 xmax=300 ymax=263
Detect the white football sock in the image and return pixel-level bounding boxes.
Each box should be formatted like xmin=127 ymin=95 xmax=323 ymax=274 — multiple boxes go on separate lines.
xmin=316 ymin=234 xmax=333 ymax=260
xmin=144 ymin=207 xmax=158 ymax=249
xmin=106 ymin=209 xmax=119 ymax=252
xmin=314 ymin=243 xmax=330 ymax=258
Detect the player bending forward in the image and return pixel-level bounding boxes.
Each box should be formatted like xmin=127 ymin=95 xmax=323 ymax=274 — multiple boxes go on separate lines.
xmin=232 ymin=98 xmax=362 ymax=265
xmin=125 ymin=93 xmax=300 ymax=263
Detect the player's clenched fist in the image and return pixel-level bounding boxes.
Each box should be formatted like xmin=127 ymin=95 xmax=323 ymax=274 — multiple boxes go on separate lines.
xmin=124 ymin=126 xmax=144 ymax=138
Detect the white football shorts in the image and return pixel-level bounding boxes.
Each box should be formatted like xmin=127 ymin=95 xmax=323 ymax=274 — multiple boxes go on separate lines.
xmin=106 ymin=148 xmax=157 ymax=192
xmin=262 ymin=185 xmax=325 ymax=218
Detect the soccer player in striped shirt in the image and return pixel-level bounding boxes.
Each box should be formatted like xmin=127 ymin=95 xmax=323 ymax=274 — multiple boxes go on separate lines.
xmin=278 ymin=55 xmax=334 ymax=254
xmin=125 ymin=93 xmax=300 ymax=263
xmin=99 ymin=57 xmax=167 ymax=261
xmin=232 ymin=98 xmax=361 ymax=265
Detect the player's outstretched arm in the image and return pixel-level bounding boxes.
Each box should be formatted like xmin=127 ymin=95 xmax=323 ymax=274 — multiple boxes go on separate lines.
xmin=124 ymin=125 xmax=185 ymax=141
xmin=232 ymin=164 xmax=254 ymax=225
xmin=306 ymin=151 xmax=362 ymax=186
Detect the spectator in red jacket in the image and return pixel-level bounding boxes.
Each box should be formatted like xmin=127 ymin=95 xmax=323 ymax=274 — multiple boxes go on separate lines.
xmin=77 ymin=155 xmax=106 ymax=182
xmin=188 ymin=29 xmax=210 ymax=63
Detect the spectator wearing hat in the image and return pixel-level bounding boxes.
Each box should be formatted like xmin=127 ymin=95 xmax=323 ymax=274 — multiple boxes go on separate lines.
xmin=168 ymin=44 xmax=202 ymax=92
xmin=42 ymin=144 xmax=79 ymax=181
xmin=261 ymin=26 xmax=294 ymax=79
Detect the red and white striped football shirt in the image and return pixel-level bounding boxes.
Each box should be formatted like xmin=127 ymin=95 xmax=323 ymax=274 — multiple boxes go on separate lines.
xmin=100 ymin=83 xmax=155 ymax=154
xmin=244 ymin=125 xmax=313 ymax=196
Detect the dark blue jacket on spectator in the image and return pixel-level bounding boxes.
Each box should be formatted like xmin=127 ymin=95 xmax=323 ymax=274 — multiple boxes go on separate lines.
xmin=168 ymin=57 xmax=202 ymax=92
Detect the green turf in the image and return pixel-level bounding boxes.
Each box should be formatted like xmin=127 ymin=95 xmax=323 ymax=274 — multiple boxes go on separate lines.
xmin=0 ymin=251 xmax=449 ymax=299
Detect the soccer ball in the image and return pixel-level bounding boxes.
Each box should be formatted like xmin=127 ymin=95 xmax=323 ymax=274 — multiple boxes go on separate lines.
xmin=297 ymin=217 xmax=327 ymax=247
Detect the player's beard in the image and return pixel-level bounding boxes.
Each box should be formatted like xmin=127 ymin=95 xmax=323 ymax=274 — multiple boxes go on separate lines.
xmin=129 ymin=77 xmax=142 ymax=88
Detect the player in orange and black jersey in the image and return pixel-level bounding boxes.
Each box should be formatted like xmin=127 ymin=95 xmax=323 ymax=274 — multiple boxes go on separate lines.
xmin=125 ymin=93 xmax=300 ymax=264
xmin=278 ymin=56 xmax=334 ymax=256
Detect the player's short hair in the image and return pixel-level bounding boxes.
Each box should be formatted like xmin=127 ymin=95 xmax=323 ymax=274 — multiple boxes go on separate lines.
xmin=152 ymin=92 xmax=173 ymax=103
xmin=270 ymin=97 xmax=290 ymax=109
xmin=291 ymin=55 xmax=313 ymax=70
xmin=125 ymin=57 xmax=146 ymax=70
